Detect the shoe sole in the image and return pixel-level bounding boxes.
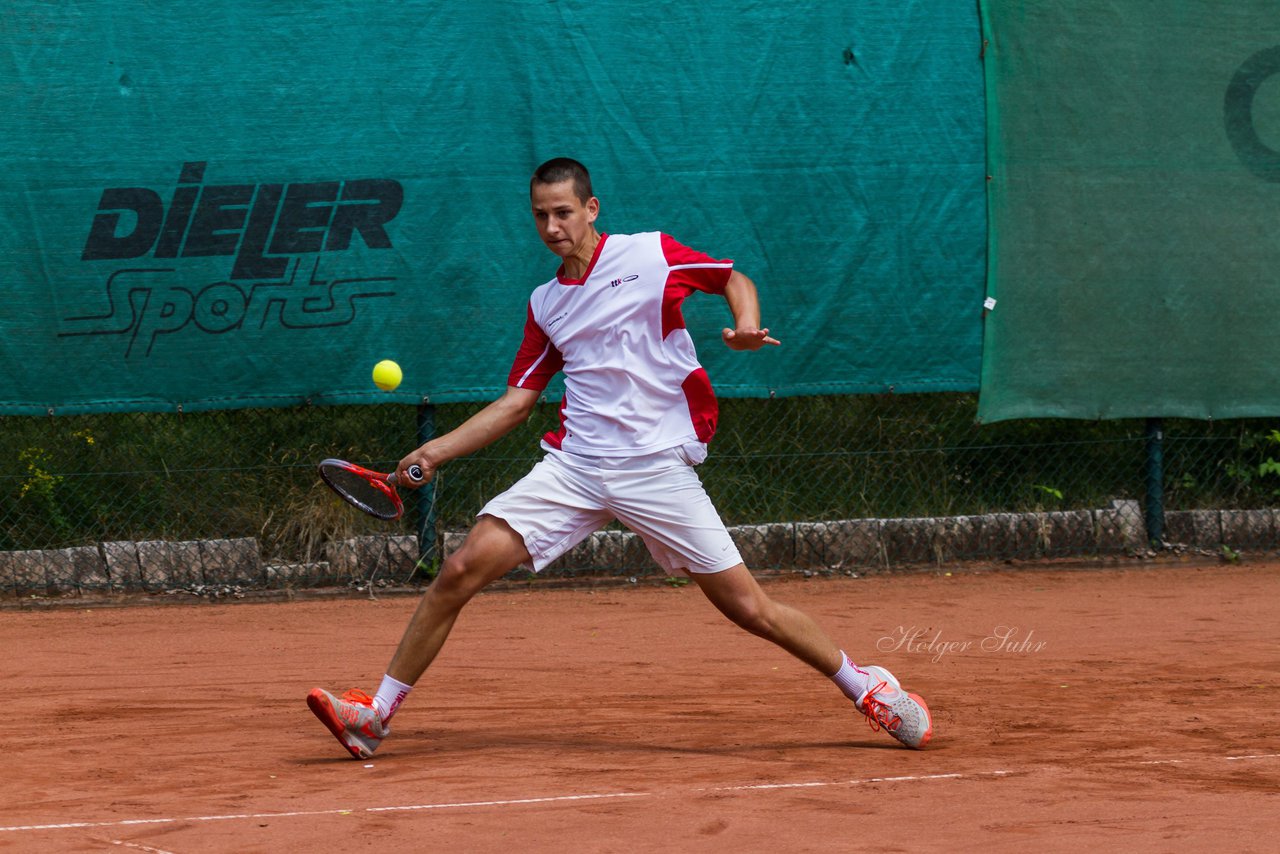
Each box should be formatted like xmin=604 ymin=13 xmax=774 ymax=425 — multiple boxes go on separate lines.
xmin=307 ymin=688 xmax=371 ymax=759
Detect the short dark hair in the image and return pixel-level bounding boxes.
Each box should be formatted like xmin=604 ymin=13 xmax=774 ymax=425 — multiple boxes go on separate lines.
xmin=531 ymin=157 xmax=593 ymax=202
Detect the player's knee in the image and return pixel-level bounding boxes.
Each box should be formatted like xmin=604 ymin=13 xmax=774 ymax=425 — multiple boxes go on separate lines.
xmin=430 ymin=551 xmax=490 ymax=605
xmin=719 ymin=595 xmax=778 ymax=639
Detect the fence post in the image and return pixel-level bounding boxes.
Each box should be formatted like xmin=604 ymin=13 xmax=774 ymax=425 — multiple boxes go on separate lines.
xmin=416 ymin=401 xmax=438 ymax=577
xmin=1144 ymin=417 xmax=1164 ymax=547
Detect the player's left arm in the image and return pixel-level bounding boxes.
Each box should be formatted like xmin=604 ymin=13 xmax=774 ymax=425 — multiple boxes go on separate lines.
xmin=721 ymin=270 xmax=781 ymax=350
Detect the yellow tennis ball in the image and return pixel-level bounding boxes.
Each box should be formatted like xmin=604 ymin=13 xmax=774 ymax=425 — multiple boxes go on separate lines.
xmin=372 ymin=359 xmax=402 ymax=391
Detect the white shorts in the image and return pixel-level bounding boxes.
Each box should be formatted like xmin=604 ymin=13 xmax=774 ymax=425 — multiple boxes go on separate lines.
xmin=478 ymin=442 xmax=743 ymax=575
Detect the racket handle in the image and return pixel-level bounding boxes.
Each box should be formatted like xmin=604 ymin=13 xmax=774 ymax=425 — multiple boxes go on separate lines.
xmin=388 ymin=464 xmax=425 ymax=486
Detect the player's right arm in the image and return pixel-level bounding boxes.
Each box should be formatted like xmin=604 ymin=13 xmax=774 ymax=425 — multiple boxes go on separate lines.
xmin=396 ymin=385 xmax=540 ymax=485
xmin=397 ymin=299 xmax=563 ymax=485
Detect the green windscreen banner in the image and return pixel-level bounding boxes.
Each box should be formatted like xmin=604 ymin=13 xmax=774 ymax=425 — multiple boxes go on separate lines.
xmin=977 ymin=2 xmax=1280 ymax=423
xmin=1 ymin=2 xmax=985 ymax=415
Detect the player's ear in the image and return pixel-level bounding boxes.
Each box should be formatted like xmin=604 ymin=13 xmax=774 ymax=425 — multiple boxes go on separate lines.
xmin=586 ymin=196 xmax=599 ymax=222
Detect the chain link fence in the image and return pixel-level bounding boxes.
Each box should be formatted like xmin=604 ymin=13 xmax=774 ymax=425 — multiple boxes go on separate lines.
xmin=2 ymin=394 xmax=1277 ymax=599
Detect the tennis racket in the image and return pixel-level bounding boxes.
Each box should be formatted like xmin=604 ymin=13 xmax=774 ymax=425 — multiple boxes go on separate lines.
xmin=317 ymin=458 xmax=424 ymax=521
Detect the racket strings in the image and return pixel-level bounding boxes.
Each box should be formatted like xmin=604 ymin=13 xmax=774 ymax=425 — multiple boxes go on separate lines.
xmin=320 ymin=462 xmax=403 ymax=520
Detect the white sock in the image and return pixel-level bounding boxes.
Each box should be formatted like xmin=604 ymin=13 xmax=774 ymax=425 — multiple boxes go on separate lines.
xmin=372 ymin=674 xmax=412 ymax=723
xmin=830 ymin=651 xmax=871 ymax=702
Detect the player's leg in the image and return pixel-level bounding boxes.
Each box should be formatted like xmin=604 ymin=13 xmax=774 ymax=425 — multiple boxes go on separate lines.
xmin=371 ymin=454 xmax=610 ymax=719
xmin=605 ymin=460 xmax=840 ymax=670
xmin=306 ymin=515 xmax=529 ymax=760
xmin=612 ymin=453 xmax=933 ymax=748
xmin=308 ymin=451 xmax=612 ymax=759
xmin=689 ymin=564 xmax=933 ymax=748
xmin=688 ymin=562 xmax=841 ymax=673
xmin=384 ymin=453 xmax=611 ymax=694
xmin=385 ymin=514 xmax=532 ymax=685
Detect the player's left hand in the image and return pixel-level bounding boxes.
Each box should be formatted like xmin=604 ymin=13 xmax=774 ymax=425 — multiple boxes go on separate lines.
xmin=722 ymin=326 xmax=780 ymax=351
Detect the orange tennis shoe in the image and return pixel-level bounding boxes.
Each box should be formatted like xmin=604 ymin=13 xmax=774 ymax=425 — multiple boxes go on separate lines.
xmin=855 ymin=665 xmax=933 ymax=749
xmin=307 ymin=687 xmax=389 ymax=759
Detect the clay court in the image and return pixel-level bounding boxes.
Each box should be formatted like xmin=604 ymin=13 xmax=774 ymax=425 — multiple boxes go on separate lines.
xmin=2 ymin=559 xmax=1277 ymax=853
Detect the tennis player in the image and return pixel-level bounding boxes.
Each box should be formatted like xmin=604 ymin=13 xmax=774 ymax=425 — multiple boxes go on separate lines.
xmin=307 ymin=158 xmax=933 ymax=758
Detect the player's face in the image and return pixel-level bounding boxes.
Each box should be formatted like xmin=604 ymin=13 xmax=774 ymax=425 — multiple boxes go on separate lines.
xmin=531 ymin=180 xmax=599 ymax=259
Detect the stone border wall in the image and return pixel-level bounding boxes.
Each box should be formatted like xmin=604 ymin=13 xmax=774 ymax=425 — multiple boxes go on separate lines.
xmin=3 ymin=504 xmax=1274 ymax=598
xmin=0 ymin=535 xmax=420 ymax=598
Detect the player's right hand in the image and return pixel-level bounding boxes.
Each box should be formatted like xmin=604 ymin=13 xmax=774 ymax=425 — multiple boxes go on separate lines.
xmin=397 ymin=452 xmax=438 ymax=486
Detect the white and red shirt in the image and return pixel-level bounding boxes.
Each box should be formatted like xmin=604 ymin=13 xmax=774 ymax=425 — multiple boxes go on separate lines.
xmin=507 ymin=232 xmax=733 ymax=456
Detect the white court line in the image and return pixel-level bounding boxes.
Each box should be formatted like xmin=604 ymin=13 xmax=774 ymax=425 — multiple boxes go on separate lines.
xmin=710 ymin=771 xmax=1009 ymax=791
xmin=366 ymin=792 xmax=650 ymax=813
xmin=1143 ymin=753 xmax=1280 ymax=765
xmin=0 ymin=793 xmax=649 ymax=833
xmin=2 ymin=754 xmax=1274 ymax=837
xmin=110 ymin=840 xmax=177 ymax=854
xmin=0 ymin=770 xmax=1000 ymax=834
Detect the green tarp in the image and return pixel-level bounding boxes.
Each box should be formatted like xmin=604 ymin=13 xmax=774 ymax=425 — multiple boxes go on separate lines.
xmin=0 ymin=2 xmax=985 ymax=414
xmin=978 ymin=1 xmax=1280 ymax=422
